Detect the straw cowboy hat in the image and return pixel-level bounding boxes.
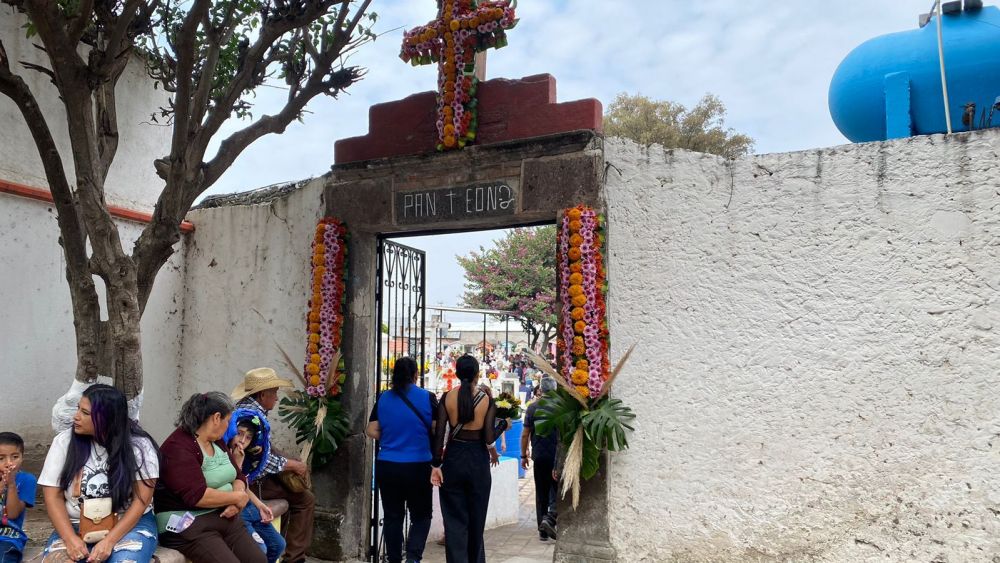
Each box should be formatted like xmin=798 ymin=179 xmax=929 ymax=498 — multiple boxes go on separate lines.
xmin=231 ymin=367 xmax=293 ymax=401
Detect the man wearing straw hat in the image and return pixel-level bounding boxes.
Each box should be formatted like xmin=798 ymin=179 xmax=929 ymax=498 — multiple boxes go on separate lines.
xmin=233 ymin=367 xmax=315 ymax=563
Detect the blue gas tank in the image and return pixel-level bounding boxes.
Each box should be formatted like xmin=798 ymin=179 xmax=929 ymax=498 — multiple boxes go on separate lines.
xmin=829 ymin=4 xmax=1000 ymax=142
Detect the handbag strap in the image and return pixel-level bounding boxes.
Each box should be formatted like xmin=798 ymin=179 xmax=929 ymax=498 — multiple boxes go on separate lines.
xmin=392 ymin=389 xmax=432 ymax=435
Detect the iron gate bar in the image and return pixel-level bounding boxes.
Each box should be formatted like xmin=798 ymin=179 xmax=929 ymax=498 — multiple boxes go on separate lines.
xmin=371 ymin=237 xmax=427 ymax=563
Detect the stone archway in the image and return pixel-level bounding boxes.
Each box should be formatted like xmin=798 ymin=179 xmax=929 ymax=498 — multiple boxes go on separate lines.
xmin=309 ymin=127 xmax=609 ymax=560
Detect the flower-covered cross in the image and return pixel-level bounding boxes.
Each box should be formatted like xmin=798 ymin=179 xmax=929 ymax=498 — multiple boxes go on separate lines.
xmin=400 ymin=0 xmax=517 ymax=151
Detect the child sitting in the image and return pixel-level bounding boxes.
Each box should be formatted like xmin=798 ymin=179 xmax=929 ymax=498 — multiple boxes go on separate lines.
xmin=225 ymin=411 xmax=286 ymax=563
xmin=0 ymin=432 xmax=36 ymax=563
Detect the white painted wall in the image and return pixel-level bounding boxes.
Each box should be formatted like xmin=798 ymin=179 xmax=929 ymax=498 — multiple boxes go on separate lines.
xmin=0 ymin=11 xmax=171 ymax=212
xmin=0 ymin=194 xmax=185 ymax=458
xmin=180 ymin=180 xmax=327 ymax=453
xmin=604 ymin=133 xmax=1000 ymax=562
xmin=0 ymin=12 xmax=179 ymax=457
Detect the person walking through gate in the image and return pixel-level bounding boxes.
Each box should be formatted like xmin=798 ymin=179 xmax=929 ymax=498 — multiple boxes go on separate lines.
xmin=366 ymin=357 xmax=438 ymax=563
xmin=520 ymin=377 xmax=559 ymax=542
xmin=233 ymin=368 xmax=315 ymax=563
xmin=431 ymin=355 xmax=510 ymax=563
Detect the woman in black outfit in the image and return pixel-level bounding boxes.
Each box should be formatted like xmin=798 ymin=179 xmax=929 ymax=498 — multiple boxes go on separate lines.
xmin=430 ymin=355 xmax=510 ymax=563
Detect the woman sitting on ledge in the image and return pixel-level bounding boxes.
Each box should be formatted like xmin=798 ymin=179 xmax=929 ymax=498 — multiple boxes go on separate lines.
xmin=38 ymin=384 xmax=160 ymax=563
xmin=155 ymin=392 xmax=265 ymax=563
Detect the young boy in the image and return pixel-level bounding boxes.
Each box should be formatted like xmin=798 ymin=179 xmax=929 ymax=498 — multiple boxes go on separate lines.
xmin=229 ymin=418 xmax=286 ymax=563
xmin=0 ymin=433 xmax=36 ymax=563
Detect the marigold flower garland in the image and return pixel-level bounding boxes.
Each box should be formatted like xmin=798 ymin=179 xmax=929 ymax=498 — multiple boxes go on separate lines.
xmin=400 ymin=0 xmax=517 ymax=151
xmin=304 ymin=217 xmax=349 ymax=397
xmin=557 ymin=205 xmax=610 ymax=399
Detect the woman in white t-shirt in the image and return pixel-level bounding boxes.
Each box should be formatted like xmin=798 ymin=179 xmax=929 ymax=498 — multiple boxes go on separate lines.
xmin=38 ymin=384 xmax=160 ymax=563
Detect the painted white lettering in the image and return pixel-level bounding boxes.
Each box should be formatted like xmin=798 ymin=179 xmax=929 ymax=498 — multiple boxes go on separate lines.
xmin=487 ymin=184 xmax=498 ymax=210
xmin=403 ymin=194 xmax=414 ymax=218
xmin=466 ymin=188 xmax=473 ymax=213
xmin=446 ymin=190 xmax=458 ymax=214
xmin=475 ymin=186 xmax=484 ymax=212
xmin=498 ymin=184 xmax=513 ymax=209
xmin=426 ymin=192 xmax=436 ymax=216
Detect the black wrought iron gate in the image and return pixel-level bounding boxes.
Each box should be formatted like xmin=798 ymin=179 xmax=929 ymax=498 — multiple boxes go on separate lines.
xmin=370 ymin=238 xmax=427 ymax=562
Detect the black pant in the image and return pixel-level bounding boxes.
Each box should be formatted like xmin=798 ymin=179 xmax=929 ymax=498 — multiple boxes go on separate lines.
xmin=533 ymin=457 xmax=557 ymax=529
xmin=376 ymin=460 xmax=433 ymax=563
xmin=439 ymin=440 xmax=491 ymax=563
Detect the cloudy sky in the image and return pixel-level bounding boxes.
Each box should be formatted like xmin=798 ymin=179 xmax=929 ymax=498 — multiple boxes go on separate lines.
xmin=203 ymin=0 xmax=941 ymax=312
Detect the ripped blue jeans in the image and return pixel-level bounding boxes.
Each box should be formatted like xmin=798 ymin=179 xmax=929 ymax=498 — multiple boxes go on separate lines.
xmin=43 ymin=511 xmax=158 ymax=562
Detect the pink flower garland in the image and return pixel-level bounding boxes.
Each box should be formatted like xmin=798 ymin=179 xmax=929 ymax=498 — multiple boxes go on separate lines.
xmin=304 ymin=218 xmax=348 ymax=398
xmin=558 ymin=206 xmax=610 ymax=399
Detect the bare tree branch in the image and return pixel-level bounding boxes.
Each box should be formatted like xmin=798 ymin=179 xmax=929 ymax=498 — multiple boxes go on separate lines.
xmin=67 ymin=0 xmax=95 ymax=44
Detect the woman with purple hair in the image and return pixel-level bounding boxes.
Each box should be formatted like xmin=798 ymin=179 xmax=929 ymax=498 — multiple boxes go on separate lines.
xmin=37 ymin=384 xmax=160 ymax=562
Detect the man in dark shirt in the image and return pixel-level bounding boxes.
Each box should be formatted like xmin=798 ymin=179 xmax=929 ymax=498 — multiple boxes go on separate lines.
xmin=520 ymin=377 xmax=559 ymax=541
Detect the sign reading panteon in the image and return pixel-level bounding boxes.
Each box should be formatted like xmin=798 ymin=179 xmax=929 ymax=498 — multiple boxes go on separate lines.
xmin=395 ymin=181 xmax=517 ymax=224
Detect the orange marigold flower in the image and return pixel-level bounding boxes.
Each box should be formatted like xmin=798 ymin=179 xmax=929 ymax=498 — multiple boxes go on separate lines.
xmin=571 ymin=369 xmax=588 ymax=385
xmin=308 ymin=312 xmax=320 ymax=323
xmin=308 ymin=343 xmax=318 ymax=354
xmin=572 ymin=344 xmax=585 ymax=355
xmin=309 ymin=323 xmax=321 ymax=333
xmin=315 ymin=244 xmax=326 ymax=254
xmin=312 ymin=256 xmax=324 ymax=266
xmin=568 ymin=248 xmax=582 ymax=261
xmin=569 ymin=273 xmax=583 ymax=285
xmin=306 ymin=363 xmax=320 ymax=375
xmin=574 ymin=320 xmax=586 ymax=334
xmin=570 ymin=262 xmax=582 ymax=273
xmin=569 ymin=219 xmax=582 ymax=233
xmin=571 ymin=307 xmax=585 ymax=320
xmin=575 ymin=384 xmax=589 ymax=396
xmin=568 ymin=285 xmax=583 ymax=297
xmin=567 ymin=208 xmax=582 ymax=221
xmin=444 ymin=135 xmax=456 ymax=147
xmin=310 ymin=353 xmax=322 ymax=365
xmin=309 ymin=334 xmax=320 ymax=344
xmin=573 ymin=336 xmax=584 ymax=347
xmin=569 ymin=234 xmax=583 ymax=246
xmin=449 ymin=19 xmax=460 ymax=31
xmin=572 ymin=294 xmax=587 ymax=307
xmin=309 ymin=375 xmax=320 ymax=386
xmin=575 ymin=359 xmax=589 ymax=370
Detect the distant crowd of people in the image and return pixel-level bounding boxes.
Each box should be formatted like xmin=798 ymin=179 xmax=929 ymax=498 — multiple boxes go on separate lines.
xmin=367 ymin=354 xmax=560 ymax=563
xmin=0 ymin=368 xmax=314 ymax=563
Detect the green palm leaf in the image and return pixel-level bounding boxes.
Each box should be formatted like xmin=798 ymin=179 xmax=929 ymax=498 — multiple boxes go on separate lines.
xmin=535 ymin=388 xmax=585 ymax=445
xmin=580 ymin=397 xmax=636 ymax=452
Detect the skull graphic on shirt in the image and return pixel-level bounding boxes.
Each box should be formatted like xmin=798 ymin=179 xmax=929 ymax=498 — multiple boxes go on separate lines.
xmin=81 ymin=465 xmax=110 ymax=499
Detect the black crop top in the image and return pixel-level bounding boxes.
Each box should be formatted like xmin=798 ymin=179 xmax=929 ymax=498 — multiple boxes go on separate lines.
xmin=431 ymin=390 xmax=509 ymax=467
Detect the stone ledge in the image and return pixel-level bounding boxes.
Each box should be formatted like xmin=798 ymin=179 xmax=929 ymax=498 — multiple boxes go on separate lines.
xmin=334 ymin=74 xmax=603 ymax=164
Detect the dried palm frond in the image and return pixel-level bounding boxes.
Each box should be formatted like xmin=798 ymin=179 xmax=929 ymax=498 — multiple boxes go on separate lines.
xmin=275 ymin=342 xmax=309 ymax=387
xmin=597 ymin=343 xmax=636 ymax=399
xmin=522 ymin=349 xmax=588 ymax=406
xmin=561 ymin=426 xmax=584 ymax=509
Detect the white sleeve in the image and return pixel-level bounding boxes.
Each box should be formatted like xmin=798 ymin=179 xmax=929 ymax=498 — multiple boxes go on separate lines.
xmin=38 ymin=430 xmax=71 ymax=487
xmin=133 ymin=437 xmax=160 ymax=481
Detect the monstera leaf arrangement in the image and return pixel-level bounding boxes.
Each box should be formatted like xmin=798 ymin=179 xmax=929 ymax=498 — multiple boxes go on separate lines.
xmin=530 ymin=204 xmax=637 ymax=509
xmin=527 ymin=347 xmax=635 ymax=509
xmin=277 ymin=217 xmax=351 ymax=470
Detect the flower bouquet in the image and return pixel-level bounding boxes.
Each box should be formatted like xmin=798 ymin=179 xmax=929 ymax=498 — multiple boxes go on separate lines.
xmin=494 ymin=391 xmax=522 ymax=420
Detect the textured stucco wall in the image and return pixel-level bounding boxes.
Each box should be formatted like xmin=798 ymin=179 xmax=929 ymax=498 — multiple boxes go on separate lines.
xmin=0 ymin=11 xmax=170 ymax=211
xmin=0 ymin=194 xmax=185 ymax=465
xmin=604 ymin=133 xmax=1000 ymax=562
xmin=180 ymin=180 xmax=327 ymax=454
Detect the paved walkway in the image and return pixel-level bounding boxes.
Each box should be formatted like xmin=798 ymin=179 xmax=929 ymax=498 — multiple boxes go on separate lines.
xmin=422 ymin=472 xmax=554 ymax=563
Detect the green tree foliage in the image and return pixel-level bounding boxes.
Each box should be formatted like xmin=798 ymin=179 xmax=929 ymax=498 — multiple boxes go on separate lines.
xmin=0 ymin=0 xmax=375 ymax=397
xmin=457 ymin=226 xmax=557 ymax=351
xmin=604 ymin=93 xmax=754 ymax=158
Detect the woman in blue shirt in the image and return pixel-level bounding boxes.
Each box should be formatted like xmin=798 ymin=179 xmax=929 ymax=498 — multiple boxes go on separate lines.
xmin=366 ymin=357 xmax=438 ymax=563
